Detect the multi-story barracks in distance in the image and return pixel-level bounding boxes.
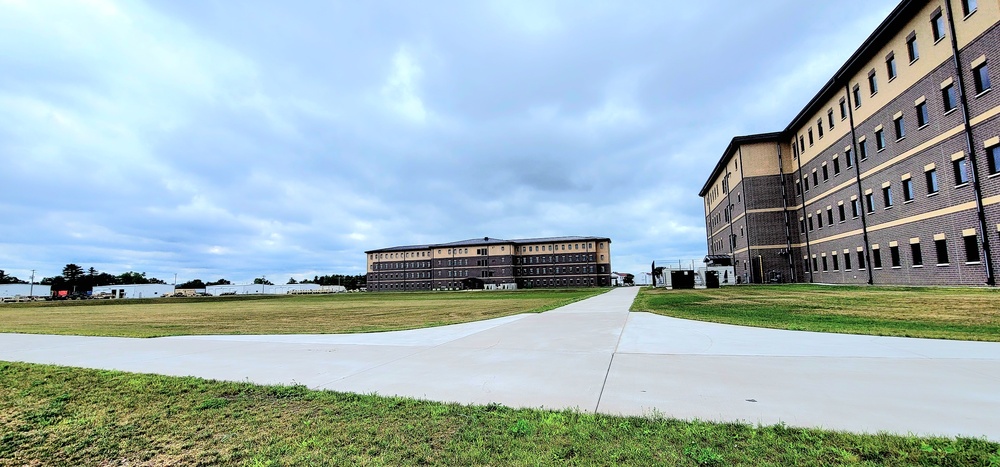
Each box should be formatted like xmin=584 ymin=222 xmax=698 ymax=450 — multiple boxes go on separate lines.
xmin=701 ymin=0 xmax=1000 ymax=286
xmin=365 ymin=236 xmax=612 ymax=291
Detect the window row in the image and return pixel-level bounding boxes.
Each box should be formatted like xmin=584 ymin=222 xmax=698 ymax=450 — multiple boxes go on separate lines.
xmin=517 ymin=242 xmax=597 ymax=253
xmin=804 ymin=230 xmax=982 ymax=274
xmin=370 ymin=272 xmax=433 ymax=280
xmin=372 ymin=261 xmax=432 ymax=270
xmin=799 ymin=160 xmax=970 ymax=234
xmin=795 ymin=6 xmax=986 ymax=158
xmin=798 ymin=68 xmax=994 ymax=199
xmin=515 ymin=266 xmax=598 ymax=276
xmin=516 ymin=254 xmax=598 ymax=265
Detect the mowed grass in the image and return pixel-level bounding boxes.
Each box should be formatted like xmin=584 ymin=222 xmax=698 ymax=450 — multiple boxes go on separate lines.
xmin=0 ymin=289 xmax=606 ymax=338
xmin=2 ymin=362 xmax=998 ymax=466
xmin=632 ymin=284 xmax=1000 ymax=341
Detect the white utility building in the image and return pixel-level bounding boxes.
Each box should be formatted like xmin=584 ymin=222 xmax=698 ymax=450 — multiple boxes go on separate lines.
xmin=205 ymin=283 xmax=329 ymax=296
xmin=0 ymin=284 xmax=51 ymax=299
xmin=92 ymin=284 xmax=175 ymax=299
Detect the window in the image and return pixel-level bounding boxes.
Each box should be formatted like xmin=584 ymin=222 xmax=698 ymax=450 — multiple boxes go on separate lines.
xmin=822 ymin=256 xmax=828 ymax=272
xmin=859 ymin=140 xmax=868 ymax=160
xmin=817 ymin=213 xmax=823 ymax=229
xmin=875 ymin=128 xmax=886 ymax=150
xmin=833 ymin=156 xmax=841 ymax=175
xmin=903 ymin=178 xmax=914 ymax=201
xmin=906 ymin=33 xmax=919 ymax=62
xmin=832 ymin=254 xmax=839 ymax=271
xmin=857 ymin=250 xmax=866 ymax=269
xmin=808 ymin=128 xmax=814 ymax=146
xmin=974 ymin=62 xmax=991 ymax=94
xmin=943 ymin=84 xmax=957 ymax=112
xmin=808 ymin=215 xmax=814 ymax=231
xmin=838 ymin=204 xmax=846 ymax=222
xmin=935 ymin=238 xmax=950 ymax=264
xmin=886 ymin=53 xmax=897 ymax=80
xmin=988 ymin=144 xmax=1000 ymax=175
xmin=804 ymin=177 xmax=810 ymax=191
xmin=894 ymin=115 xmax=905 ymax=140
xmin=868 ymin=70 xmax=878 ymax=95
xmin=911 ymin=242 xmax=923 ymax=266
xmin=962 ymin=0 xmax=978 ymax=16
xmin=799 ymin=136 xmax=805 ymax=152
xmin=795 ymin=180 xmax=802 ymax=195
xmin=853 ymin=84 xmax=862 ymax=108
xmin=851 ymin=198 xmax=860 ymax=218
xmin=872 ymin=247 xmax=883 ymax=268
xmin=812 ymin=170 xmax=819 ymax=186
xmin=828 ymin=109 xmax=835 ymax=129
xmin=954 ymin=157 xmax=969 ymax=185
xmin=883 ymin=185 xmax=893 ymax=208
xmin=817 ymin=119 xmax=824 ymax=138
xmin=865 ymin=192 xmax=875 ymax=213
xmin=965 ymin=234 xmax=981 ymax=262
xmin=890 ymin=245 xmax=901 ymax=267
xmin=845 ymin=148 xmax=854 ymax=168
xmin=839 ymin=98 xmax=848 ymax=120
xmin=926 ymin=168 xmax=939 ymax=194
xmin=916 ymin=101 xmax=929 ymax=127
xmin=932 ymin=11 xmax=946 ymax=42
xmin=845 ymin=251 xmax=853 ymax=270
xmin=822 ymin=165 xmax=829 ymax=181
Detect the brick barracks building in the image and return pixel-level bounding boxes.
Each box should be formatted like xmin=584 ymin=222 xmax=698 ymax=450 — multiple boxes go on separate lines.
xmin=701 ymin=0 xmax=1000 ymax=286
xmin=365 ymin=236 xmax=612 ymax=291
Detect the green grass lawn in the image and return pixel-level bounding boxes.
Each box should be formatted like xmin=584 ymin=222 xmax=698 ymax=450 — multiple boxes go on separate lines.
xmin=0 ymin=288 xmax=606 ymax=338
xmin=632 ymin=284 xmax=1000 ymax=341
xmin=2 ymin=362 xmax=997 ymax=466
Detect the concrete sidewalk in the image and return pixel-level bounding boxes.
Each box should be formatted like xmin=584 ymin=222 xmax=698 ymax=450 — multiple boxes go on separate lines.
xmin=1 ymin=286 xmax=998 ymax=440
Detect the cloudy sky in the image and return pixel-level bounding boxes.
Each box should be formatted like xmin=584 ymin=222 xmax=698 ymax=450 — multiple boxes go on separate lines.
xmin=1 ymin=0 xmax=899 ymax=284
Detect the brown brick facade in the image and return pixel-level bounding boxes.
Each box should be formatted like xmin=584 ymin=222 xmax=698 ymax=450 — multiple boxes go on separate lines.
xmin=701 ymin=0 xmax=1000 ymax=286
xmin=366 ymin=236 xmax=613 ymax=291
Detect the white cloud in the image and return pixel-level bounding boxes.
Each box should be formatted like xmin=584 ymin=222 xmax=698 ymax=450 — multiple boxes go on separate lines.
xmin=381 ymin=46 xmax=429 ymax=123
xmin=0 ymin=0 xmax=903 ymax=281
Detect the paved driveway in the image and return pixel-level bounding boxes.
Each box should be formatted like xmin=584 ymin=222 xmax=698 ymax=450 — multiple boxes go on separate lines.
xmin=2 ymin=287 xmax=999 ymax=440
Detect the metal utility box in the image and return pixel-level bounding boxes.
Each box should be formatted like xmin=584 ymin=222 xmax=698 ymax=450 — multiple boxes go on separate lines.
xmin=705 ymin=270 xmax=720 ymax=288
xmin=670 ymin=270 xmax=696 ymax=289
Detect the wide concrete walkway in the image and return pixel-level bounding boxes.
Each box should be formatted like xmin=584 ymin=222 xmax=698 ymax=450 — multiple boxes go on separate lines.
xmin=2 ymin=287 xmax=999 ymax=440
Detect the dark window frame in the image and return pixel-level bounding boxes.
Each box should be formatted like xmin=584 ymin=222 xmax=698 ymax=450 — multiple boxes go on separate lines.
xmin=974 ymin=62 xmax=991 ymax=95
xmin=911 ymin=242 xmax=923 ymax=266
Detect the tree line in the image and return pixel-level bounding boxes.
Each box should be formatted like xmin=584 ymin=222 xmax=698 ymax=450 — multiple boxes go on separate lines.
xmin=177 ymin=275 xmax=366 ymax=290
xmin=3 ymin=264 xmax=367 ymax=292
xmin=32 ymin=264 xmax=167 ymax=293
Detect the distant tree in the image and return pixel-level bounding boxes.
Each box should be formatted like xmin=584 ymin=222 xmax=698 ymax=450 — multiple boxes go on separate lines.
xmin=287 ymin=277 xmax=298 ymax=284
xmin=93 ymin=272 xmax=118 ymax=286
xmin=178 ymin=279 xmax=207 ymax=289
xmin=62 ymin=264 xmax=84 ymax=282
xmin=0 ymin=270 xmax=27 ymax=284
xmin=40 ymin=276 xmax=63 ymax=287
xmin=253 ymin=277 xmax=274 ymax=285
xmin=87 ymin=267 xmax=97 ymax=277
xmin=302 ymin=274 xmax=367 ymax=290
xmin=623 ymin=273 xmax=635 ymax=286
xmin=113 ymin=271 xmax=166 ymax=285
xmin=206 ymin=279 xmax=231 ymax=286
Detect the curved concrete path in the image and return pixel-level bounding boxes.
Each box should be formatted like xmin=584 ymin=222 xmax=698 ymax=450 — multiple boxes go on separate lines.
xmin=2 ymin=287 xmax=999 ymax=440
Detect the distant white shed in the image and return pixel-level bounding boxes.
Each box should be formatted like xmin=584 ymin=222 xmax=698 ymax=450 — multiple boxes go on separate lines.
xmin=92 ymin=284 xmax=175 ymax=299
xmin=0 ymin=284 xmax=51 ymax=299
xmin=205 ymin=283 xmax=326 ymax=296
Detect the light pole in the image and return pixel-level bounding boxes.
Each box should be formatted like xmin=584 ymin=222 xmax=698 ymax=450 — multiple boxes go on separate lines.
xmin=29 ymin=269 xmax=34 ymax=298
